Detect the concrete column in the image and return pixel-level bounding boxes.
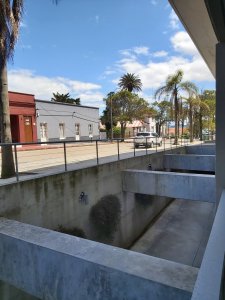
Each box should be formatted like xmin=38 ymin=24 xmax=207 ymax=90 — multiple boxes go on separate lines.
xmin=216 ymin=43 xmax=225 ymax=203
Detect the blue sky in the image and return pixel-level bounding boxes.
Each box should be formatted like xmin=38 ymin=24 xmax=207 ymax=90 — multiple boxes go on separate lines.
xmin=8 ymin=0 xmax=215 ymax=112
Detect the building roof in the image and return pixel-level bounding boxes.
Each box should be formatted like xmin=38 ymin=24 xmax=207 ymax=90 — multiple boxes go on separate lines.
xmin=126 ymin=120 xmax=144 ymax=128
xmin=35 ymin=99 xmax=99 ymax=110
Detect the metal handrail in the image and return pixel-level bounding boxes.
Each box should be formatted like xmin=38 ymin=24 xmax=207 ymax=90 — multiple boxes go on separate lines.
xmin=0 ymin=135 xmax=215 ymax=182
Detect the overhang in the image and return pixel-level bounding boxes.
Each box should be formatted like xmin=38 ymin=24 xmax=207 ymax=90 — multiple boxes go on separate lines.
xmin=168 ymin=0 xmax=220 ymax=78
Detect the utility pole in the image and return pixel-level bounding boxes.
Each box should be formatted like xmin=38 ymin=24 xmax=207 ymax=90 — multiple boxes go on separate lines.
xmin=110 ymin=95 xmax=113 ymax=141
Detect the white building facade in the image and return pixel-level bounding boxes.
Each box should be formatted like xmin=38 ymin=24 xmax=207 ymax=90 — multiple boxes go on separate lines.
xmin=35 ymin=100 xmax=99 ymax=142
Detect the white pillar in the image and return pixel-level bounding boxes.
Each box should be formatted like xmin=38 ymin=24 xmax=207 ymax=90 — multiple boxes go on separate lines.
xmin=216 ymin=43 xmax=225 ymax=203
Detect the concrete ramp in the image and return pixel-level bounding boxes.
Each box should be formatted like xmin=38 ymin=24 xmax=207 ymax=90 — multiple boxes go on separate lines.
xmin=164 ymin=154 xmax=215 ymax=172
xmin=123 ymin=170 xmax=215 ymax=202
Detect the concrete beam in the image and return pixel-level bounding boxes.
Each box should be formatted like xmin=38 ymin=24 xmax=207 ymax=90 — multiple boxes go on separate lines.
xmin=164 ymin=154 xmax=215 ymax=172
xmin=123 ymin=170 xmax=215 ymax=203
xmin=0 ymin=218 xmax=197 ymax=300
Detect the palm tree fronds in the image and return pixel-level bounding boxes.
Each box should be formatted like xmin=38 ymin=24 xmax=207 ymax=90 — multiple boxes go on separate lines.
xmin=118 ymin=73 xmax=142 ymax=93
xmin=0 ymin=0 xmax=24 ymax=66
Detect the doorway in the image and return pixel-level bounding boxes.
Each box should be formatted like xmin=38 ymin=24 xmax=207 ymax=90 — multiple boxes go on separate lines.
xmin=24 ymin=116 xmax=33 ymax=142
xmin=10 ymin=115 xmax=20 ymax=143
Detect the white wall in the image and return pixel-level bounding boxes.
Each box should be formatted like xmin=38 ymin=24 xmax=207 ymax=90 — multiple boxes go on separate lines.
xmin=36 ymin=100 xmax=99 ymax=141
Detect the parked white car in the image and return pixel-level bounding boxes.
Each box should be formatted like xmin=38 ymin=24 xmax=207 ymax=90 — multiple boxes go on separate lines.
xmin=134 ymin=132 xmax=162 ymax=148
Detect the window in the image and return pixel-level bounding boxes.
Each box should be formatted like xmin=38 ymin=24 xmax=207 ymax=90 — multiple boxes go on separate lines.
xmin=40 ymin=122 xmax=48 ymax=141
xmin=59 ymin=123 xmax=65 ymax=139
xmin=88 ymin=124 xmax=93 ymax=135
xmin=75 ymin=123 xmax=80 ymax=136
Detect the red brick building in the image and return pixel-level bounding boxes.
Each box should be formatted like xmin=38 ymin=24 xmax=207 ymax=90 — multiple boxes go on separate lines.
xmin=9 ymin=91 xmax=37 ymax=143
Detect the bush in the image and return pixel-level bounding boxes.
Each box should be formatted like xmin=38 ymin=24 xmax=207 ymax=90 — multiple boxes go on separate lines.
xmin=181 ymin=133 xmax=190 ymax=139
xmin=113 ymin=127 xmax=121 ymax=138
xmin=90 ymin=195 xmax=121 ymax=242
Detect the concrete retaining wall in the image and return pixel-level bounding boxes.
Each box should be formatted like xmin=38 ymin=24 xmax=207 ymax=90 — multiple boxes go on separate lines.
xmin=0 ymin=148 xmax=184 ymax=249
xmin=0 ymin=218 xmax=198 ymax=300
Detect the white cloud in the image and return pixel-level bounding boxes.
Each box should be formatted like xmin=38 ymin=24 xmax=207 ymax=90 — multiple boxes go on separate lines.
xmin=116 ymin=54 xmax=213 ymax=90
xmin=169 ymin=9 xmax=179 ymax=29
xmin=111 ymin=31 xmax=214 ymax=92
xmin=119 ymin=46 xmax=149 ymax=58
xmin=8 ymin=69 xmax=104 ymax=107
xmin=152 ymin=50 xmax=168 ymax=57
xmin=119 ymin=49 xmax=136 ymax=59
xmin=133 ymin=46 xmax=149 ymax=56
xmin=171 ymin=31 xmax=199 ymax=56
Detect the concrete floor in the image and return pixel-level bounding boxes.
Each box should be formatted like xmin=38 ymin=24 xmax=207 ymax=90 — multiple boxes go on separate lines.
xmin=131 ymin=199 xmax=215 ymax=268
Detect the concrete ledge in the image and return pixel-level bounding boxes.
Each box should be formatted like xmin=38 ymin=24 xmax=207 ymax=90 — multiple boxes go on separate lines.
xmin=0 ymin=218 xmax=198 ymax=300
xmin=164 ymin=154 xmax=215 ymax=172
xmin=185 ymin=145 xmax=215 ymax=155
xmin=122 ymin=170 xmax=215 ymax=202
xmin=192 ymin=190 xmax=225 ymax=300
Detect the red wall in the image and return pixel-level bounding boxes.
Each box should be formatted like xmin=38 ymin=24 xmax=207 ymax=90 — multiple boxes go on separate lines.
xmin=8 ymin=91 xmax=37 ymax=143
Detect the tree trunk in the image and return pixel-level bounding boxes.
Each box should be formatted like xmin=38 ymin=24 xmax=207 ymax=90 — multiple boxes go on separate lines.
xmin=181 ymin=120 xmax=184 ymax=136
xmin=189 ymin=103 xmax=193 ymax=142
xmin=199 ymin=111 xmax=203 ymax=141
xmin=0 ymin=63 xmax=15 ymax=178
xmin=120 ymin=122 xmax=126 ymax=140
xmin=174 ymin=90 xmax=179 ymax=144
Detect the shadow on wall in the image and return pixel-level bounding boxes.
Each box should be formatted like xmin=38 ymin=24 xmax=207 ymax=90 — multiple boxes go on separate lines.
xmin=89 ymin=195 xmax=121 ymax=243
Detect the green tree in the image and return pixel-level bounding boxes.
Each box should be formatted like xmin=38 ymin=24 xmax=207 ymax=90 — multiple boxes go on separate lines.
xmin=199 ymin=90 xmax=215 ymax=140
xmin=152 ymin=101 xmax=171 ymax=136
xmin=51 ymin=92 xmax=81 ymax=105
xmin=101 ymin=92 xmax=117 ymax=139
xmin=0 ymin=0 xmax=59 ymax=178
xmin=155 ymin=70 xmax=198 ymax=144
xmin=105 ymin=90 xmax=150 ymax=139
xmin=183 ymin=97 xmax=202 ymax=142
xmin=118 ymin=73 xmax=142 ymax=93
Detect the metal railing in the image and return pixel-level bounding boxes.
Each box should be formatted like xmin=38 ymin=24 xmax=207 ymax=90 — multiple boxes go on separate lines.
xmin=0 ymin=135 xmax=215 ymax=182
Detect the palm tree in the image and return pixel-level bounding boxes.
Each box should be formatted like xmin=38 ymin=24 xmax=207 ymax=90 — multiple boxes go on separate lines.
xmin=183 ymin=97 xmax=201 ymax=142
xmin=118 ymin=73 xmax=142 ymax=93
xmin=51 ymin=92 xmax=80 ymax=105
xmin=155 ymin=70 xmax=198 ymax=144
xmin=0 ymin=0 xmax=59 ymax=178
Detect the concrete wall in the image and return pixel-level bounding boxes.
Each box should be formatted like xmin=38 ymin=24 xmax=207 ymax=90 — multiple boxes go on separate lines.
xmin=123 ymin=170 xmax=216 ymax=202
xmin=0 ymin=149 xmax=184 ymax=248
xmin=0 ymin=218 xmax=198 ymax=300
xmin=192 ymin=190 xmax=225 ymax=300
xmin=185 ymin=145 xmax=215 ymax=155
xmin=164 ymin=154 xmax=215 ymax=172
xmin=36 ymin=100 xmax=99 ymax=141
xmin=0 ymin=147 xmax=188 ymax=299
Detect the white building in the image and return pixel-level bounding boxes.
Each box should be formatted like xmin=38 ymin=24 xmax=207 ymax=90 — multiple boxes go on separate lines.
xmin=35 ymin=100 xmax=99 ymax=142
xmin=125 ymin=117 xmax=157 ymax=137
